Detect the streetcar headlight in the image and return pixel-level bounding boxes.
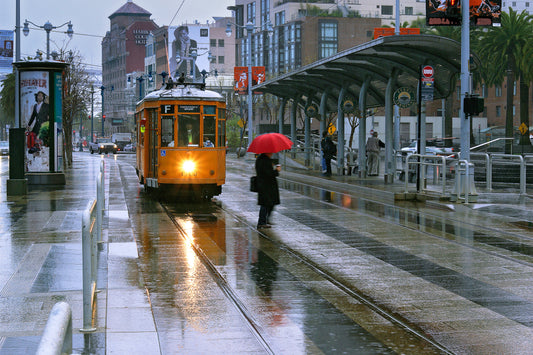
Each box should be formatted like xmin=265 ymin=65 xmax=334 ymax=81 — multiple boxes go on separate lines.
xmin=182 ymin=160 xmax=196 ymax=174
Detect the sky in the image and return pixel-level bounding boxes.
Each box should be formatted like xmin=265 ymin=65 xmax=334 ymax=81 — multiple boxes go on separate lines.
xmin=1 ymin=0 xmax=234 ymax=69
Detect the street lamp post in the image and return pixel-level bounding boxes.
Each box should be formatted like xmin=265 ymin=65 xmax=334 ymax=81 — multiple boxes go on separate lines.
xmin=226 ymin=21 xmax=273 ymax=145
xmin=23 ymin=20 xmax=73 ymax=60
xmin=100 ymin=86 xmax=105 ymax=137
xmin=90 ymin=85 xmax=94 ymax=143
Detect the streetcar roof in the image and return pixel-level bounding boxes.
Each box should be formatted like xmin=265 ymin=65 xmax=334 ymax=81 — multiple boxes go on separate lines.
xmin=140 ymin=84 xmax=224 ymax=103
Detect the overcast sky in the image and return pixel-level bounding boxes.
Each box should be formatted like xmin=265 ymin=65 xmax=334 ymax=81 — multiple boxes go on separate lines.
xmin=2 ymin=0 xmax=234 ymax=68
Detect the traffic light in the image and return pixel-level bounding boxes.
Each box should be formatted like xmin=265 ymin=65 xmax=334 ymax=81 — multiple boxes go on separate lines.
xmin=464 ymin=96 xmax=484 ymax=116
xmin=102 ymin=114 xmax=106 ymax=121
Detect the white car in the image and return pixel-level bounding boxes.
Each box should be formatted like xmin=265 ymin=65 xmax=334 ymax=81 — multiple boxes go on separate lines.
xmin=400 ymin=141 xmax=449 ymax=156
xmin=0 ymin=141 xmax=9 ymax=155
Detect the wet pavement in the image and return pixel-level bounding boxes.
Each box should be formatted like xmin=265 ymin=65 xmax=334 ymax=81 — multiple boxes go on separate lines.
xmin=0 ymin=152 xmax=532 ymax=354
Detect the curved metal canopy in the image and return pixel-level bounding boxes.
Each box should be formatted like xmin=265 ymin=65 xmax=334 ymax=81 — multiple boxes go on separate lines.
xmin=254 ymin=34 xmax=475 ymax=112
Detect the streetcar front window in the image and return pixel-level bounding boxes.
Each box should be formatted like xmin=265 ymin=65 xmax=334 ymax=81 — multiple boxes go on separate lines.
xmin=161 ymin=116 xmax=174 ymax=147
xmin=177 ymin=115 xmax=200 ymax=147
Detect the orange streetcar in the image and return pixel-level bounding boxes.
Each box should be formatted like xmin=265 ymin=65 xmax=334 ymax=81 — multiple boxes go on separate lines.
xmin=135 ymin=82 xmax=226 ymax=199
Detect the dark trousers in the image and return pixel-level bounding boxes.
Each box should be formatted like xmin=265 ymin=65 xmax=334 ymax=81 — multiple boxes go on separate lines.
xmin=258 ymin=205 xmax=273 ymax=226
xmin=324 ymin=157 xmax=332 ymax=176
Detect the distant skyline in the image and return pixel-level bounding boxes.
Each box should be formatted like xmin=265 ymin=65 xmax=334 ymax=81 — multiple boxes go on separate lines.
xmin=1 ymin=0 xmax=234 ymax=68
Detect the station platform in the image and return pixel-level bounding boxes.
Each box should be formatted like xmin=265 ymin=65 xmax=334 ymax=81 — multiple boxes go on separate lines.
xmin=0 ymin=152 xmax=532 ymax=354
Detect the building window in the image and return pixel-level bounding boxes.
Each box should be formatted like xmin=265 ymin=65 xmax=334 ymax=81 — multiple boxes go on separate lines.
xmin=261 ymin=0 xmax=270 ymax=27
xmin=496 ymin=105 xmax=501 ymax=117
xmin=405 ymin=7 xmax=413 ymax=15
xmin=218 ymin=39 xmax=224 ymax=47
xmin=318 ymin=20 xmax=337 ymax=59
xmin=495 ymin=85 xmax=502 ymax=97
xmin=210 ymin=39 xmax=217 ymax=47
xmin=247 ymin=2 xmax=256 ymax=24
xmin=382 ymin=5 xmax=393 ymax=15
xmin=218 ymin=56 xmax=224 ymax=64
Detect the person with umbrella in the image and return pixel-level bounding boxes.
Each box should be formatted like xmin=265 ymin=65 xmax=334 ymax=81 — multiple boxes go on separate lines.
xmin=248 ymin=133 xmax=293 ymax=229
xmin=255 ymin=152 xmax=281 ymax=229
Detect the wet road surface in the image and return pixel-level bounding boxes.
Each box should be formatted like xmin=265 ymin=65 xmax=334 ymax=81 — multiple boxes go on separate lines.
xmin=2 ymin=152 xmax=532 ymax=354
xmin=118 ymin=152 xmax=533 ymax=353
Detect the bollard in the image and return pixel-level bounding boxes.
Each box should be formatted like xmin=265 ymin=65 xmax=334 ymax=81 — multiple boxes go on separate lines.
xmin=36 ymin=302 xmax=72 ymax=355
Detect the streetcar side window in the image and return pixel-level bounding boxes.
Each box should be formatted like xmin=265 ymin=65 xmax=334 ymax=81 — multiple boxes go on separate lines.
xmin=177 ymin=115 xmax=200 ymax=147
xmin=218 ymin=119 xmax=226 ymax=148
xmin=218 ymin=109 xmax=226 ymax=148
xmin=161 ymin=116 xmax=174 ymax=147
xmin=203 ymin=116 xmax=216 ymax=147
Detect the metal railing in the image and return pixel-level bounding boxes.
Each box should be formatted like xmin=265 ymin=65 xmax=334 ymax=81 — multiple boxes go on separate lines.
xmin=81 ymin=160 xmax=105 ymax=332
xmin=488 ymin=154 xmax=526 ymax=195
xmin=36 ymin=302 xmax=72 ymax=355
xmin=403 ymin=154 xmax=448 ymax=196
xmin=471 ymin=137 xmax=515 ymax=153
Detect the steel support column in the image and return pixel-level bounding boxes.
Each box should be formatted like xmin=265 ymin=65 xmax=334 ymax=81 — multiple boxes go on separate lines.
xmin=358 ymin=77 xmax=371 ymax=177
xmin=337 ymin=87 xmax=346 ymax=175
xmin=385 ymin=70 xmax=398 ymax=183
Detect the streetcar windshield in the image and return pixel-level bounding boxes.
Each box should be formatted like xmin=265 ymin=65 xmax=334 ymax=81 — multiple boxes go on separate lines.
xmin=178 ymin=115 xmax=200 ymax=147
xmin=161 ymin=116 xmax=174 ymax=147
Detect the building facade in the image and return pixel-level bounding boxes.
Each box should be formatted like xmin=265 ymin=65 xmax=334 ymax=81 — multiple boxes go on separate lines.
xmin=101 ymin=0 xmax=158 ymax=134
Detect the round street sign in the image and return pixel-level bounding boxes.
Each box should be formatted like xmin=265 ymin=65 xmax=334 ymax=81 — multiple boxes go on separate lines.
xmin=422 ymin=65 xmax=434 ymax=78
xmin=393 ymin=87 xmax=415 ymax=108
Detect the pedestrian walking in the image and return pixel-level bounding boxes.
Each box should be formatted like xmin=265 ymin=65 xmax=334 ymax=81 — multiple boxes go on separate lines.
xmin=366 ymin=131 xmax=385 ymax=176
xmin=255 ymin=153 xmax=281 ymax=229
xmin=321 ymin=131 xmax=336 ymax=176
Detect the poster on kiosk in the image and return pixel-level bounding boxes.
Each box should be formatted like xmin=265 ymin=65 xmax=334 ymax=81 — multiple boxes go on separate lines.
xmin=18 ymin=65 xmax=64 ymax=174
xmin=21 ymin=71 xmax=51 ymax=172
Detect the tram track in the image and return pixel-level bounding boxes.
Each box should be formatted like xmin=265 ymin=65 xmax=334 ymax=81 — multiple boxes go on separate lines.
xmin=159 ymin=198 xmax=452 ymax=354
xmin=160 ymin=202 xmax=276 ymax=355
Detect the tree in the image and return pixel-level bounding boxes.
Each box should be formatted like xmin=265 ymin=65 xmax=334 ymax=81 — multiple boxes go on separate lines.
xmin=62 ymin=50 xmax=91 ymax=167
xmin=477 ymin=8 xmax=533 ymax=153
xmin=0 ymin=72 xmax=16 ymax=131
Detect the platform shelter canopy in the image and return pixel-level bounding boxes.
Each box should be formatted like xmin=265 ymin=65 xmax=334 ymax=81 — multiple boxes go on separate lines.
xmin=253 ymin=34 xmax=476 ymax=111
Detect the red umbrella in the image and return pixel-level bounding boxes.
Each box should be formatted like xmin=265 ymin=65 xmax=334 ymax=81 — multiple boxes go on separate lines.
xmin=247 ymin=133 xmax=293 ymax=154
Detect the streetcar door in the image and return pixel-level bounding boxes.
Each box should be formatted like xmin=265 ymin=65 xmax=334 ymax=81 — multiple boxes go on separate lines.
xmin=148 ymin=109 xmax=158 ymax=178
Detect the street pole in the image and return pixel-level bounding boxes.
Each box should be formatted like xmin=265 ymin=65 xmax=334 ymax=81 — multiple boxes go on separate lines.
xmin=90 ymin=85 xmax=94 ymax=143
xmin=247 ymin=23 xmax=253 ymax=144
xmin=79 ymin=114 xmax=83 ymax=151
xmin=459 ymin=0 xmax=470 ymax=161
xmin=100 ymin=86 xmax=105 ymax=137
xmin=15 ymin=0 xmax=20 ymax=128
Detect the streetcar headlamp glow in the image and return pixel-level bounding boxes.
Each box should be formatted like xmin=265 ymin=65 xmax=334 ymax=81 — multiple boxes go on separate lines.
xmin=182 ymin=160 xmax=196 ymax=174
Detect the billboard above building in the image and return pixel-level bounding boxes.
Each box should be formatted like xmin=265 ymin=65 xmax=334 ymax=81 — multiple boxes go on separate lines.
xmin=168 ymin=25 xmax=210 ymax=80
xmin=426 ymin=0 xmax=501 ymax=26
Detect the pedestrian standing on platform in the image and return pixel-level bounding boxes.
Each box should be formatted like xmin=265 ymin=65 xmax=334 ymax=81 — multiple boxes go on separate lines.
xmin=255 ymin=153 xmax=281 ymax=229
xmin=321 ymin=131 xmax=336 ymax=176
xmin=366 ymin=131 xmax=385 ymax=176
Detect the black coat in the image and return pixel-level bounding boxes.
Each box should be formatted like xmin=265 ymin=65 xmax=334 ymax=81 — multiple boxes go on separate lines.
xmin=28 ymin=102 xmax=49 ymax=136
xmin=255 ymin=154 xmax=280 ymax=207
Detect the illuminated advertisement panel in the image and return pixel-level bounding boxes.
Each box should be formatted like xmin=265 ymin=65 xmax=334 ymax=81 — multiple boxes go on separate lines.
xmin=426 ymin=0 xmax=501 ymax=26
xmin=21 ymin=71 xmax=50 ymax=172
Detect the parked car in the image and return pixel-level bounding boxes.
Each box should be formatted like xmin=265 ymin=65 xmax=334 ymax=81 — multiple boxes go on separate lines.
xmin=124 ymin=142 xmax=136 ymax=152
xmin=0 ymin=141 xmax=8 ymax=155
xmin=89 ymin=138 xmax=117 ymax=154
xmin=400 ymin=140 xmax=451 ymax=156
